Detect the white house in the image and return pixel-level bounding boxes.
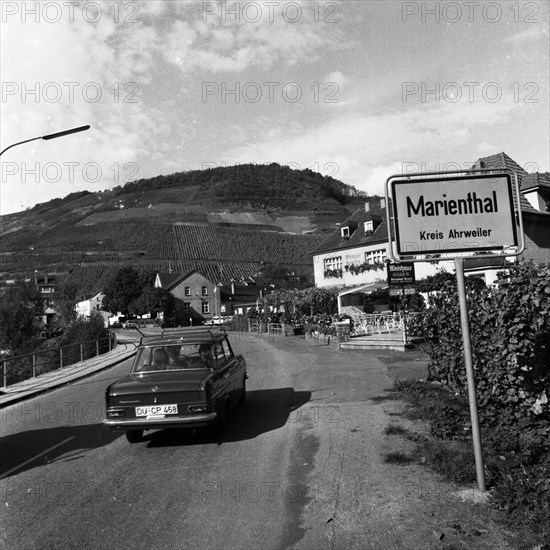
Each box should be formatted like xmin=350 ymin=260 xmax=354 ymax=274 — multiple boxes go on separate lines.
xmin=76 ymin=292 xmax=105 ymax=319
xmin=312 ymin=153 xmax=550 ymax=314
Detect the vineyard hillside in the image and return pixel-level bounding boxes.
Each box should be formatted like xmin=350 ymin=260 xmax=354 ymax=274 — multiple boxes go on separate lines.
xmin=0 ymin=163 xmax=366 ymax=295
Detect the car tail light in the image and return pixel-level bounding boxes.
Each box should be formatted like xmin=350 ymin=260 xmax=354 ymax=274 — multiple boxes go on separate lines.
xmin=188 ymin=405 xmax=211 ymax=413
xmin=108 ymin=409 xmax=127 ymax=417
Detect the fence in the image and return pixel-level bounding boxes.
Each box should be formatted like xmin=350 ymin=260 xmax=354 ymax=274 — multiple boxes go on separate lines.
xmin=349 ymin=311 xmax=424 ymax=342
xmin=1 ymin=333 xmax=117 ymax=388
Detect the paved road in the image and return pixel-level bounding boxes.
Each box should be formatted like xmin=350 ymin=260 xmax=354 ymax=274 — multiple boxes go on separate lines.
xmin=0 ymin=333 xmax=515 ymax=550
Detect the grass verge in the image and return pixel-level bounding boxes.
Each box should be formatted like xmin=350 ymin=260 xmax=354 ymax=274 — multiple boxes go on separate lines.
xmin=382 ymin=378 xmax=550 ymax=546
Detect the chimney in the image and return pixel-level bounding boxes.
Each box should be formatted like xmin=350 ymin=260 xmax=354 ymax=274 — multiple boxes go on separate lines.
xmin=380 ymin=198 xmax=385 ymax=209
xmin=231 ymin=281 xmax=235 ymax=295
xmin=364 ymin=202 xmax=370 ymax=212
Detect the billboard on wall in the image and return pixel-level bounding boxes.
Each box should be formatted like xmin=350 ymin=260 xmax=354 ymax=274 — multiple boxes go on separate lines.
xmin=385 ymin=171 xmax=523 ymax=262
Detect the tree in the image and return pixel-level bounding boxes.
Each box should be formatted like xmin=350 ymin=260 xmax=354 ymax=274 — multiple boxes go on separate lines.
xmin=54 ymin=280 xmax=80 ymax=327
xmin=0 ymin=279 xmax=44 ymax=354
xmin=295 ymin=287 xmax=338 ymax=318
xmin=102 ymin=267 xmax=144 ymax=315
xmin=129 ymin=287 xmax=173 ymax=318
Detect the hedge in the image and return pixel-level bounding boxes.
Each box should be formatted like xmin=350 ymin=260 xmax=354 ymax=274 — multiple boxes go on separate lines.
xmin=422 ymin=262 xmax=549 ymax=427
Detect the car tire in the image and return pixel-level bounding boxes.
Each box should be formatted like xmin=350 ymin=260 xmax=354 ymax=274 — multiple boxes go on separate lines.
xmin=125 ymin=429 xmax=143 ymax=443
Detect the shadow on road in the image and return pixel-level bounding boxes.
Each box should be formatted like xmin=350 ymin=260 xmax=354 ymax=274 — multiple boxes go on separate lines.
xmin=145 ymin=387 xmax=311 ymax=447
xmin=0 ymin=424 xmax=122 ymax=479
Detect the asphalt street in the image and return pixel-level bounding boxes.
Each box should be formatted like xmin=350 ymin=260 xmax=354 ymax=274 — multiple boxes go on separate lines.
xmin=0 ymin=333 xmax=517 ymax=550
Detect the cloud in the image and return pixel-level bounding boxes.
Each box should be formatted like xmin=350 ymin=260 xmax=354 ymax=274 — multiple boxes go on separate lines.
xmin=220 ymin=95 xmax=525 ymax=196
xmin=503 ymin=25 xmax=549 ymax=44
xmin=325 ymin=71 xmax=348 ymax=88
xmin=160 ymin=2 xmax=348 ymax=73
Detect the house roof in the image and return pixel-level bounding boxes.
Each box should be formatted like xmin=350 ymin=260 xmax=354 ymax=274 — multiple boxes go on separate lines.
xmin=220 ymin=281 xmax=263 ymax=304
xmin=313 ymin=199 xmax=389 ymax=255
xmin=156 ymin=270 xmax=202 ymax=290
xmin=520 ymin=172 xmax=550 ymax=192
xmin=472 ymin=153 xmax=539 ymax=214
xmin=472 ymin=152 xmax=528 ymax=178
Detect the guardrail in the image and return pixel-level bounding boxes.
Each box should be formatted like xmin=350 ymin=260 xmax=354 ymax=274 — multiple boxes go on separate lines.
xmin=1 ymin=333 xmax=117 ymax=388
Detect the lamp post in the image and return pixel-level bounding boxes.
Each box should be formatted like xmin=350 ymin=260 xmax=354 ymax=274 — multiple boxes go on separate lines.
xmin=0 ymin=124 xmax=90 ymax=157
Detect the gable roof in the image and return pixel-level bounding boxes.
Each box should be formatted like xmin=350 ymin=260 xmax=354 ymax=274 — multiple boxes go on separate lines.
xmin=473 ymin=153 xmax=539 ymax=214
xmin=155 ymin=269 xmax=217 ymax=291
xmin=473 ymin=152 xmax=528 ymax=178
xmin=313 ymin=199 xmax=389 ymax=255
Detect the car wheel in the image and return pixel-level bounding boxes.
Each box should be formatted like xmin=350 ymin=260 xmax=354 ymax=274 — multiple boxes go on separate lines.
xmin=125 ymin=429 xmax=143 ymax=443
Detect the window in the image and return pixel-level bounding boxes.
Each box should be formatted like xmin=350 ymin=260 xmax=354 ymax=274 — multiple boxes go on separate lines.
xmin=364 ymin=221 xmax=374 ymax=234
xmin=182 ymin=302 xmax=191 ymax=315
xmin=324 ymin=256 xmax=342 ymax=271
xmin=184 ymin=286 xmax=190 ymax=296
xmin=202 ymin=286 xmax=208 ymax=296
xmin=201 ymin=302 xmax=210 ymax=314
xmin=221 ymin=339 xmax=234 ymax=361
xmin=214 ymin=341 xmax=226 ymax=365
xmin=341 ymin=227 xmax=350 ymax=239
xmin=364 ymin=249 xmax=387 ymax=264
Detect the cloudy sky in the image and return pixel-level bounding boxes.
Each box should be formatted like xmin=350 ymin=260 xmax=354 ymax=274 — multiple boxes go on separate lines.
xmin=1 ymin=0 xmax=548 ymax=215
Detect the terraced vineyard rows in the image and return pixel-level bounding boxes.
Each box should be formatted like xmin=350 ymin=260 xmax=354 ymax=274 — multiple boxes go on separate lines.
xmin=173 ymin=225 xmax=323 ymax=265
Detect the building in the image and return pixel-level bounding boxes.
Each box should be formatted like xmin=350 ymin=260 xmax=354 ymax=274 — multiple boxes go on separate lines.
xmin=154 ymin=271 xmax=266 ymax=323
xmin=219 ymin=279 xmax=264 ymax=315
xmin=76 ymin=292 xmax=106 ymax=319
xmin=154 ymin=270 xmax=221 ymax=325
xmin=312 ymin=153 xmax=550 ymax=312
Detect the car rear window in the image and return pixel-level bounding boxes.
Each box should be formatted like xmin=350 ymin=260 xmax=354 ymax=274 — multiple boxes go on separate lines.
xmin=132 ymin=343 xmax=222 ymax=372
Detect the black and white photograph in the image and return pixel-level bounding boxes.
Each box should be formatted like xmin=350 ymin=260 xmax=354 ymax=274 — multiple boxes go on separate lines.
xmin=1 ymin=1 xmax=549 ymax=549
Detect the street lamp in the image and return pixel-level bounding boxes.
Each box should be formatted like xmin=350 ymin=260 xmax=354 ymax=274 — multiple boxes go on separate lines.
xmin=0 ymin=124 xmax=90 ymax=157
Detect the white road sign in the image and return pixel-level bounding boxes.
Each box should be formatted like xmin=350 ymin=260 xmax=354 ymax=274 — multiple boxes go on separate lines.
xmin=387 ymin=173 xmax=521 ymax=259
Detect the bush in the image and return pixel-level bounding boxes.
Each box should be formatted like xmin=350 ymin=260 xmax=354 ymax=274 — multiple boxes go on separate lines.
xmin=416 ymin=262 xmax=550 ymax=537
xmin=423 ymin=262 xmax=550 ymax=427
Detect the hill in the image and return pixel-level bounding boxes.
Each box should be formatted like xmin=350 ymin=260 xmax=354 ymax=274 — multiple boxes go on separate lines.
xmin=0 ymin=163 xmax=368 ymax=294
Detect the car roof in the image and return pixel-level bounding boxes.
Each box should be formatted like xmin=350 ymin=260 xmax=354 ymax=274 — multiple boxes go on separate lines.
xmin=138 ymin=327 xmax=227 ymax=348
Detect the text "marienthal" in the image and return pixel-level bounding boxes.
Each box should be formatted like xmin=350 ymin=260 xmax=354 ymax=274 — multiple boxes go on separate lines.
xmin=406 ymin=191 xmax=498 ymax=217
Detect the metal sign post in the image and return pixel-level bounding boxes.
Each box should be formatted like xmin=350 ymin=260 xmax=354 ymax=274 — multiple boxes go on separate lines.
xmin=385 ymin=168 xmax=524 ymax=493
xmin=455 ymin=257 xmax=486 ymax=491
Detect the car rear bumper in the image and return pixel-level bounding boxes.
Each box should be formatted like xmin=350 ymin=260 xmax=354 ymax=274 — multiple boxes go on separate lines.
xmin=103 ymin=412 xmax=218 ymax=431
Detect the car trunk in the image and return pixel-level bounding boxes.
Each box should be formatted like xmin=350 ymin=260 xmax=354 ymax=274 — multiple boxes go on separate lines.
xmin=109 ymin=371 xmax=210 ymax=407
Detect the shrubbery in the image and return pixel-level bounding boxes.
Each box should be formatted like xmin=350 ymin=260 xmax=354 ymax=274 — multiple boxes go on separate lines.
xmin=422 ymin=262 xmax=549 ymax=426
xmin=418 ymin=262 xmax=549 ymax=537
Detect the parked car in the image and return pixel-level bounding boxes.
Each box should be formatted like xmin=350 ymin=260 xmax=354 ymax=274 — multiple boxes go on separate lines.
xmin=123 ymin=320 xmax=138 ymax=329
xmin=103 ymin=328 xmax=247 ymax=443
xmin=203 ymin=315 xmax=233 ymax=326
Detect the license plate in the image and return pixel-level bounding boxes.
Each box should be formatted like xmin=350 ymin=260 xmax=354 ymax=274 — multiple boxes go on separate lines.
xmin=135 ymin=404 xmax=178 ymax=416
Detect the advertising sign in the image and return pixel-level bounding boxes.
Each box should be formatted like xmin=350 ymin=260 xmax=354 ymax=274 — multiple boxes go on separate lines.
xmin=387 ymin=262 xmax=415 ymax=286
xmin=386 ymin=172 xmax=522 ymax=260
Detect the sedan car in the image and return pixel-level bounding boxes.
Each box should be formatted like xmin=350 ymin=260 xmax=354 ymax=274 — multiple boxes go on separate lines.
xmin=103 ymin=328 xmax=247 ymax=443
